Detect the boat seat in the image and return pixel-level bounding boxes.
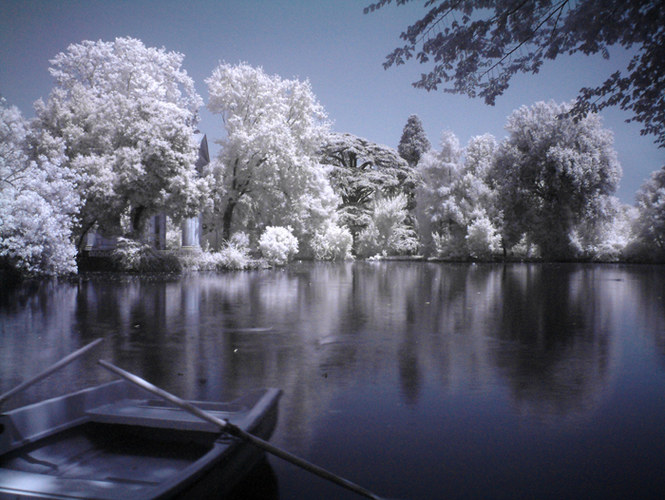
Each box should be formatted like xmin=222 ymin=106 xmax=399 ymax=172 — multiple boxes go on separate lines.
xmin=0 ymin=468 xmax=147 ymax=499
xmin=86 ymin=399 xmax=235 ymax=433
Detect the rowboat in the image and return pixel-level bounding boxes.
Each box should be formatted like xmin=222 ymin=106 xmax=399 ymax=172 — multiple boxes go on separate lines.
xmin=0 ymin=340 xmax=384 ymax=500
xmin=0 ymin=380 xmax=282 ymax=499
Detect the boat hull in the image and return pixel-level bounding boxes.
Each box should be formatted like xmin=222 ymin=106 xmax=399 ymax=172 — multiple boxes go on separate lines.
xmin=0 ymin=381 xmax=281 ymax=499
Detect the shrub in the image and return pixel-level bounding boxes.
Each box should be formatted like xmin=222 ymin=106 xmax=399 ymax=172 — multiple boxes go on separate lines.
xmin=311 ymin=223 xmax=353 ymax=261
xmin=509 ymin=235 xmax=541 ymax=260
xmin=356 ymin=195 xmax=418 ymax=258
xmin=432 ymin=229 xmax=467 ymax=260
xmin=229 ymin=231 xmax=250 ymax=250
xmin=466 ymin=216 xmax=502 ymax=259
xmin=218 ymin=232 xmax=250 ymax=269
xmin=112 ymin=237 xmax=182 ymax=272
xmin=259 ymin=226 xmax=298 ymax=265
xmin=178 ymin=232 xmax=251 ymax=271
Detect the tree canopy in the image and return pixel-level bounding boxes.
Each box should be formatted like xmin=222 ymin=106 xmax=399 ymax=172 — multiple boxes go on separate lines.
xmin=205 ymin=63 xmax=336 ymax=246
xmin=416 ymin=131 xmax=501 ymax=258
xmin=33 ymin=37 xmax=207 ymax=246
xmin=365 ymin=0 xmax=665 ymax=147
xmin=1 ymin=98 xmax=80 ymax=275
xmin=319 ymin=132 xmax=418 ymax=238
xmin=5 ymin=33 xmax=665 ymax=276
xmin=398 ymin=114 xmax=431 ymax=166
xmin=633 ymin=166 xmax=665 ymax=258
xmin=493 ymin=100 xmax=622 ymax=259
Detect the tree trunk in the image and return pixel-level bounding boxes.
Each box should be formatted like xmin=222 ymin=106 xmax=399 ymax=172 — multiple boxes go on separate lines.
xmin=131 ymin=206 xmax=147 ymax=242
xmin=76 ymin=218 xmax=98 ymax=251
xmin=222 ymin=200 xmax=236 ymax=242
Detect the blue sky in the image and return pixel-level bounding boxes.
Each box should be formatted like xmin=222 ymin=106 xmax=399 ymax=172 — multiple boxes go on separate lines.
xmin=1 ymin=0 xmax=662 ymax=203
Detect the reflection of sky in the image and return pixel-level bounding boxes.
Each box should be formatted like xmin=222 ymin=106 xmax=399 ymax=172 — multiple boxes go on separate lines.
xmin=2 ymin=263 xmax=665 ymax=498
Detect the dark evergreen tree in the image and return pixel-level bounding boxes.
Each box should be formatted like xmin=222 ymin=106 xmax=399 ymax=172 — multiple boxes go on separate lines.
xmin=398 ymin=114 xmax=431 ymax=167
xmin=319 ymin=132 xmax=418 ymax=238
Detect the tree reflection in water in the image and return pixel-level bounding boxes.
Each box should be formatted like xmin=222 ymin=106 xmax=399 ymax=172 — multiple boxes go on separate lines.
xmin=1 ymin=262 xmax=664 ymax=499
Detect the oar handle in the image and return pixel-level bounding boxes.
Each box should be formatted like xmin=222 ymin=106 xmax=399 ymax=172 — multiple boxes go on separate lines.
xmin=0 ymin=338 xmax=104 ymax=405
xmin=97 ymin=359 xmax=384 ymax=500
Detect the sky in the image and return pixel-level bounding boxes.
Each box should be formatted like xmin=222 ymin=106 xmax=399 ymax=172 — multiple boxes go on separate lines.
xmin=1 ymin=0 xmax=662 ymax=204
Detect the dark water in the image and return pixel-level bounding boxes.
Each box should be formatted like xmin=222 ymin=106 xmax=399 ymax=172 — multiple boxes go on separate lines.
xmin=1 ymin=262 xmax=665 ymax=499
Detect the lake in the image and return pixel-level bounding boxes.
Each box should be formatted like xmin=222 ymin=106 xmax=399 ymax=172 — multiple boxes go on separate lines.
xmin=1 ymin=262 xmax=664 ymax=499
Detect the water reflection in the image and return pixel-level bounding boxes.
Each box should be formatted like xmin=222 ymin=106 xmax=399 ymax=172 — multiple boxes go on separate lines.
xmin=492 ymin=265 xmax=615 ymax=420
xmin=2 ymin=264 xmax=664 ymax=415
xmin=2 ymin=263 xmax=665 ymax=498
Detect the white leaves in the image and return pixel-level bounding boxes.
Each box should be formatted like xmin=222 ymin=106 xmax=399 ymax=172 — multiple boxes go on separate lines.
xmin=0 ymin=99 xmax=80 ymax=275
xmin=311 ymin=223 xmax=353 ymax=261
xmin=259 ymin=226 xmax=299 ymax=266
xmin=37 ymin=37 xmax=207 ymax=238
xmin=320 ymin=131 xmax=417 ymax=249
xmin=466 ymin=216 xmax=502 ymax=259
xmin=495 ymin=100 xmax=623 ymax=259
xmin=633 ymin=166 xmax=665 ymax=258
xmin=208 ymin=63 xmax=329 ymax=163
xmin=356 ymin=194 xmax=419 ymax=257
xmin=49 ymin=38 xmax=201 ymax=112
xmin=206 ymin=63 xmax=334 ymax=245
xmin=415 ymin=130 xmax=501 ymax=259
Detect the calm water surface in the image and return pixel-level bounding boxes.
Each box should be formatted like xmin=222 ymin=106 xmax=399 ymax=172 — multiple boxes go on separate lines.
xmin=1 ymin=262 xmax=664 ymax=499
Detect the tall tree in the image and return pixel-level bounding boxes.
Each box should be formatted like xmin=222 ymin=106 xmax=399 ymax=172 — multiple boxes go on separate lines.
xmin=365 ymin=0 xmax=665 ymax=147
xmin=493 ymin=100 xmax=622 ymax=260
xmin=0 ymin=98 xmax=80 ymax=275
xmin=205 ymin=63 xmax=336 ymax=244
xmin=398 ymin=114 xmax=431 ymax=167
xmin=415 ymin=131 xmax=500 ymax=258
xmin=414 ymin=130 xmax=462 ymax=255
xmin=319 ymin=132 xmax=418 ymax=239
xmin=32 ymin=37 xmax=207 ymax=247
xmin=633 ymin=166 xmax=665 ymax=259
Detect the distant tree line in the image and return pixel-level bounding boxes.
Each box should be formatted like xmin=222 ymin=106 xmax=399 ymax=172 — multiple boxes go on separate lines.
xmin=1 ymin=37 xmax=663 ymax=277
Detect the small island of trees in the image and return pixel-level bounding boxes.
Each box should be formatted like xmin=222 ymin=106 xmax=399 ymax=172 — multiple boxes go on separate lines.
xmin=1 ymin=37 xmax=664 ymax=279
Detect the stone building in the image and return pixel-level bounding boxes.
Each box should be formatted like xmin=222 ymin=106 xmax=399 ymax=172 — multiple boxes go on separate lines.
xmin=181 ymin=133 xmax=209 ymax=249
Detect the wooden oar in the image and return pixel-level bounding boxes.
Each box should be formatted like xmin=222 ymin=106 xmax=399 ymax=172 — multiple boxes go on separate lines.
xmin=0 ymin=338 xmax=104 ymax=406
xmin=98 ymin=359 xmax=385 ymax=500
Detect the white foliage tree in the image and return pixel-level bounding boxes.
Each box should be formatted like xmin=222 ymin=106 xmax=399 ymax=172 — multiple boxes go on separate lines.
xmin=310 ymin=222 xmax=353 ymax=261
xmin=206 ymin=63 xmax=337 ymax=251
xmin=356 ymin=194 xmax=419 ymax=257
xmin=570 ymin=197 xmax=635 ymax=261
xmin=465 ymin=215 xmax=502 ymax=260
xmin=0 ymin=99 xmax=80 ymax=275
xmin=416 ymin=131 xmax=501 ymax=259
xmin=493 ymin=100 xmax=622 ymax=260
xmin=415 ymin=131 xmax=462 ymax=243
xmin=32 ymin=37 xmax=207 ymax=246
xmin=632 ymin=166 xmax=665 ymax=260
xmin=415 ymin=131 xmax=463 ymax=257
